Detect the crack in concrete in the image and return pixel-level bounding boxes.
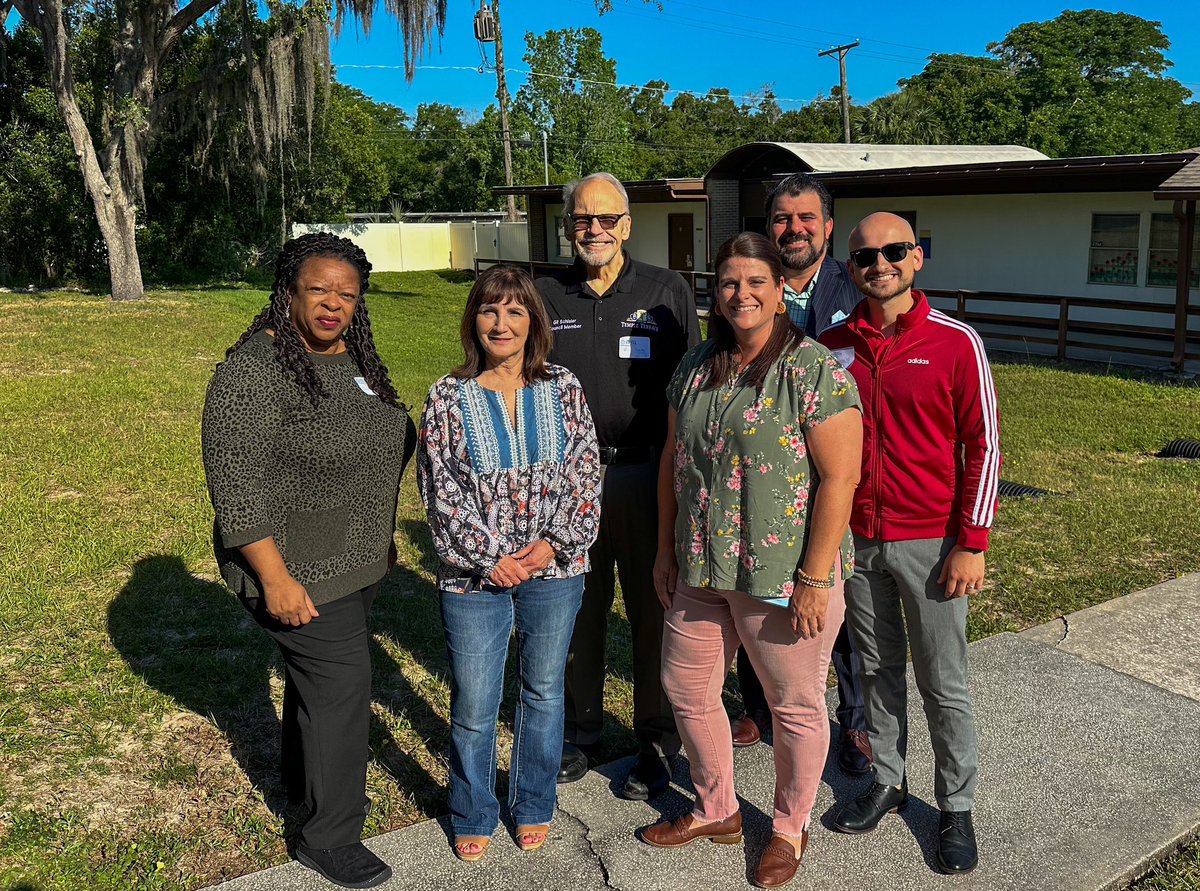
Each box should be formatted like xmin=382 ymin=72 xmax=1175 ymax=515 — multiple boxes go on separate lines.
xmin=556 ymin=801 xmax=618 ymax=890
xmin=1057 ymin=614 xmax=1070 ymax=644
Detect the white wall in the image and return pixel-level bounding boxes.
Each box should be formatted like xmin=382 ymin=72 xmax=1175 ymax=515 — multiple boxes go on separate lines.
xmin=832 ymin=192 xmax=1194 ymax=303
xmin=833 ymin=192 xmax=1198 ymax=368
xmin=543 ymin=201 xmax=708 ymax=270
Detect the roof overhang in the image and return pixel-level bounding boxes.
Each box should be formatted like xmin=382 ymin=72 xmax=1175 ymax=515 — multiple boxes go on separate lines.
xmin=1153 ymin=153 xmax=1200 ymax=201
xmin=812 ymin=153 xmax=1198 ymax=199
xmin=493 ymin=178 xmax=706 ymax=203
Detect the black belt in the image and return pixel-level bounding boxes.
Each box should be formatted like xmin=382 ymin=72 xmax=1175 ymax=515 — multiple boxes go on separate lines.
xmin=598 ymin=446 xmax=657 ymax=465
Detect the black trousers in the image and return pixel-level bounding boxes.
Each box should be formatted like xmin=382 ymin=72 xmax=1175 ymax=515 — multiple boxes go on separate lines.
xmin=245 ymin=582 xmax=379 ymax=849
xmin=737 ymin=617 xmax=866 ymax=732
xmin=563 ymin=462 xmax=680 ymax=761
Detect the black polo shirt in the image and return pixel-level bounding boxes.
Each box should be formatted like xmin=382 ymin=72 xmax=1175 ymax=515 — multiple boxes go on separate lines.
xmin=537 ymin=253 xmax=701 ymax=451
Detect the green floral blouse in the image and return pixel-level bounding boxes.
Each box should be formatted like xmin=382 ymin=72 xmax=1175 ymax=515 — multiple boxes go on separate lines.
xmin=666 ymin=338 xmax=861 ymax=600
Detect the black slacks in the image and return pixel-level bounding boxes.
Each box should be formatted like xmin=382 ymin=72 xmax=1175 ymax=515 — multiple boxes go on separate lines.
xmin=246 ymin=582 xmax=379 ymax=849
xmin=563 ymin=461 xmax=680 ymax=761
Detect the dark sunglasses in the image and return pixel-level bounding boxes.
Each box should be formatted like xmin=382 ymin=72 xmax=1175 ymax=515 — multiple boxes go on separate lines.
xmin=848 ymin=241 xmax=917 ymax=267
xmin=568 ymin=213 xmax=628 ymax=232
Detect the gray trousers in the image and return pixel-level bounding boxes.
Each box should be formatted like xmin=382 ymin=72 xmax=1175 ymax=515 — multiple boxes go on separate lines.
xmin=563 ymin=461 xmax=680 ymax=761
xmin=844 ymin=535 xmax=978 ymax=811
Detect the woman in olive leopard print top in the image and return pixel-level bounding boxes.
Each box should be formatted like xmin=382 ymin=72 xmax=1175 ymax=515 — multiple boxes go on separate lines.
xmin=201 ymin=233 xmax=409 ymax=890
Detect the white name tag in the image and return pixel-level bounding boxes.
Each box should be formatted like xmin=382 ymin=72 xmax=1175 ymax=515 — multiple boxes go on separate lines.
xmin=619 ymin=335 xmax=651 ymax=359
xmin=831 ymin=347 xmax=856 ymax=370
xmin=354 ymin=376 xmax=377 ymax=395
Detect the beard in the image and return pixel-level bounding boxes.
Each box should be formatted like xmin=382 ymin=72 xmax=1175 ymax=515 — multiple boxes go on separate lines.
xmin=574 ymin=237 xmax=621 ymax=268
xmin=777 ymin=232 xmax=824 ymax=272
xmin=860 ymin=266 xmax=915 ymax=302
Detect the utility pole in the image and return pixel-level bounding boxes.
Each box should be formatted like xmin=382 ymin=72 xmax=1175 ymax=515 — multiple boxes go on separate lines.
xmin=490 ymin=0 xmax=519 ymax=222
xmin=818 ymin=40 xmax=859 ymax=144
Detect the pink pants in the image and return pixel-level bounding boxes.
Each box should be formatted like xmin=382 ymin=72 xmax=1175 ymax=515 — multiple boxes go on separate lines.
xmin=661 ymin=577 xmax=845 ymax=837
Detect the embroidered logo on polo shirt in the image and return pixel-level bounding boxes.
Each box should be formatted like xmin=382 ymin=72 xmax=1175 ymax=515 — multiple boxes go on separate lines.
xmin=621 ymin=309 xmax=660 ymax=332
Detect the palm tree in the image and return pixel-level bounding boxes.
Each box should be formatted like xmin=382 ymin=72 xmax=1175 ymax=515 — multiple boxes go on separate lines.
xmin=853 ymin=93 xmax=947 ymax=144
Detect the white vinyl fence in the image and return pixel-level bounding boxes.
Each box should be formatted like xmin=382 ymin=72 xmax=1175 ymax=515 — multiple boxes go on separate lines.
xmin=293 ymin=221 xmax=529 ymax=272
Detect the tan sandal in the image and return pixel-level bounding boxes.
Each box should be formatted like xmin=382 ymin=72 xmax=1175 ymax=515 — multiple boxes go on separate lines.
xmin=516 ymin=824 xmax=550 ymax=852
xmin=453 ymin=835 xmax=490 ymax=862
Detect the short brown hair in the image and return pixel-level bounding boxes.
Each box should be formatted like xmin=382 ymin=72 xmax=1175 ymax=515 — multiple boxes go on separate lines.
xmin=452 ymin=265 xmax=554 ymax=382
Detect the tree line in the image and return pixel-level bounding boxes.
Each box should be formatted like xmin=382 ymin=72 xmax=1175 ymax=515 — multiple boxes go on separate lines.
xmin=1 ymin=7 xmax=1197 ymax=292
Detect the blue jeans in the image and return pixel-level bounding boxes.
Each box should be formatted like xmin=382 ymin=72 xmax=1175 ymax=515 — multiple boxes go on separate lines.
xmin=440 ymin=574 xmax=585 ymax=836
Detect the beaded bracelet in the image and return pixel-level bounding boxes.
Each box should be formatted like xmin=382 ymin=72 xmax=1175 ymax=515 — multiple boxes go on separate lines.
xmin=795 ymin=569 xmax=834 ymax=590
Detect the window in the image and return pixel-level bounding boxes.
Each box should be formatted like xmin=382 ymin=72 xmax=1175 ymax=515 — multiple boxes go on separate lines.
xmin=1087 ymin=214 xmax=1139 ymax=285
xmin=552 ymin=216 xmax=572 ymax=259
xmin=1147 ymin=213 xmax=1200 ymax=288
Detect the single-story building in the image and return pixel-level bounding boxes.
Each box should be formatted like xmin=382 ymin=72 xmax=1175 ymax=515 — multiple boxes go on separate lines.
xmin=496 ymin=142 xmax=1199 ymax=371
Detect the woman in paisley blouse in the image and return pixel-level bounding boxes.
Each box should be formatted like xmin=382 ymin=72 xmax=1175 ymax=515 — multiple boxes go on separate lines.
xmin=417 ymin=264 xmax=601 ymax=863
xmin=641 ymin=233 xmax=863 ymax=889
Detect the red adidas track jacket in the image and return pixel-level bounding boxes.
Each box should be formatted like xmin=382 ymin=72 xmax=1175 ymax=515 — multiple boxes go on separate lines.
xmin=819 ymin=290 xmax=1001 ymax=550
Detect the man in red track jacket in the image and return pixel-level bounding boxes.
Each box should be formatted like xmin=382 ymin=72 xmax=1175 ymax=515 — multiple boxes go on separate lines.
xmin=819 ymin=213 xmax=1000 ymax=875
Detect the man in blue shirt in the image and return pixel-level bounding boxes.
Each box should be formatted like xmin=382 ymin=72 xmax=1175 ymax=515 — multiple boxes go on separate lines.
xmin=729 ymin=173 xmax=871 ymax=777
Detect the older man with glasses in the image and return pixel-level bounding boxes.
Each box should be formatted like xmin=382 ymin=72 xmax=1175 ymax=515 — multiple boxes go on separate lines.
xmin=819 ymin=212 xmax=1000 ymax=875
xmin=536 ymin=172 xmax=700 ymax=801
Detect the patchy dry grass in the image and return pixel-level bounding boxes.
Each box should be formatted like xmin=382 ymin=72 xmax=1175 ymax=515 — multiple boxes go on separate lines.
xmin=0 ymin=278 xmax=1198 ymax=889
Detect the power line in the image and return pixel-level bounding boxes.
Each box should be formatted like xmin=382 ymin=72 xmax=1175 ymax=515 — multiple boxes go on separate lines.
xmin=339 ymin=64 xmax=831 ymax=107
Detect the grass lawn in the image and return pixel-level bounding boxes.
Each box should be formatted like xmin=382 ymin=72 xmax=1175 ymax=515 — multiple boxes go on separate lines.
xmin=1 ymin=273 xmax=1198 ymax=890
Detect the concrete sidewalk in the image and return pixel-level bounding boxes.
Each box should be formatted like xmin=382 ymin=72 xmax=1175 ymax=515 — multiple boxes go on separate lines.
xmin=215 ymin=574 xmax=1200 ymax=891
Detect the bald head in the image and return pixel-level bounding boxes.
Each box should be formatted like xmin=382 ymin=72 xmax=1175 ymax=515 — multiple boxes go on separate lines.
xmin=846 ymin=211 xmax=923 ymax=311
xmin=848 ymin=212 xmax=916 ymax=251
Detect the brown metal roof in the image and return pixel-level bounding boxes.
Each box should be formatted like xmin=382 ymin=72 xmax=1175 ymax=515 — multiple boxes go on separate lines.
xmin=812 ymin=152 xmax=1198 ymax=199
xmin=493 ymin=178 xmax=706 ymax=202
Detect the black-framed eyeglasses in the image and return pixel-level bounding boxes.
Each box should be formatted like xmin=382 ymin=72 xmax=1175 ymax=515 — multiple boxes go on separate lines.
xmin=848 ymin=242 xmax=917 ymax=268
xmin=567 ymin=213 xmax=628 ymax=232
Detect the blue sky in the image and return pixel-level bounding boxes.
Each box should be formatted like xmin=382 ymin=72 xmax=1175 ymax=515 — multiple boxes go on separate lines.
xmin=331 ymin=0 xmax=1199 ymax=118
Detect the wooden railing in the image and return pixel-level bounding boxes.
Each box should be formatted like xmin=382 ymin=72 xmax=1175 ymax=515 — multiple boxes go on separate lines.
xmin=923 ymin=288 xmax=1200 ymax=369
xmin=471 ymin=262 xmax=1198 ymax=369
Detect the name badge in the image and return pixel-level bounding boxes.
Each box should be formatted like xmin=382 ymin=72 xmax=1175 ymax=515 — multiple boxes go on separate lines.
xmin=354 ymin=376 xmax=377 ymax=395
xmin=831 ymin=347 xmax=856 ymax=370
xmin=619 ymin=336 xmax=651 ymax=359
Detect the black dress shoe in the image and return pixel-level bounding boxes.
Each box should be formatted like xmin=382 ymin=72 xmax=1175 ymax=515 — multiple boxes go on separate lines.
xmin=295 ymin=842 xmax=391 ymax=889
xmin=832 ymin=780 xmax=908 ymax=834
xmin=936 ymin=810 xmax=978 ymax=874
xmin=557 ymin=743 xmax=589 ymax=784
xmin=620 ymin=754 xmax=672 ymax=800
xmin=836 ymin=729 xmax=873 ymax=775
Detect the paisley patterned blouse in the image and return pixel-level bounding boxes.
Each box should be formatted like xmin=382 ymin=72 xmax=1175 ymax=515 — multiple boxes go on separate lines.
xmin=667 ymin=339 xmax=861 ymax=600
xmin=418 ymin=365 xmax=601 ymax=591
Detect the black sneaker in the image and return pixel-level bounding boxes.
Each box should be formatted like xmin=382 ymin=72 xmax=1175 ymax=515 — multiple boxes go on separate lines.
xmin=295 ymin=842 xmax=392 ymax=889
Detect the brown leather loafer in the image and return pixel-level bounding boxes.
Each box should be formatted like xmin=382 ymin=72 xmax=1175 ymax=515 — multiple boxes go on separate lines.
xmin=731 ymin=714 xmax=762 ymax=747
xmin=638 ymin=811 xmax=743 ymax=848
xmin=751 ymin=831 xmax=808 ymax=888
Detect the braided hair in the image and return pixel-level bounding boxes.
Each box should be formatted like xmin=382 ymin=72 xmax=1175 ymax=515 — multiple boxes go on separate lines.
xmin=228 ymin=232 xmax=402 ymax=409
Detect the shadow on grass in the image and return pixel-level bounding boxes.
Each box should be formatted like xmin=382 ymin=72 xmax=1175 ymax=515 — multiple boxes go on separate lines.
xmin=108 ymin=554 xmax=449 ymax=827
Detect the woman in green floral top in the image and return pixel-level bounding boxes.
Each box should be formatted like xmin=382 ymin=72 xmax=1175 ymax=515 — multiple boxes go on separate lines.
xmin=638 ymin=233 xmax=863 ymax=889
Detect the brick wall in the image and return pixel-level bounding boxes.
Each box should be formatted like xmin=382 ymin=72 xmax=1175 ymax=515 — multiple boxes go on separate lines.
xmin=707 ymin=179 xmax=740 ymax=265
xmin=528 ymin=199 xmax=547 ymax=262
